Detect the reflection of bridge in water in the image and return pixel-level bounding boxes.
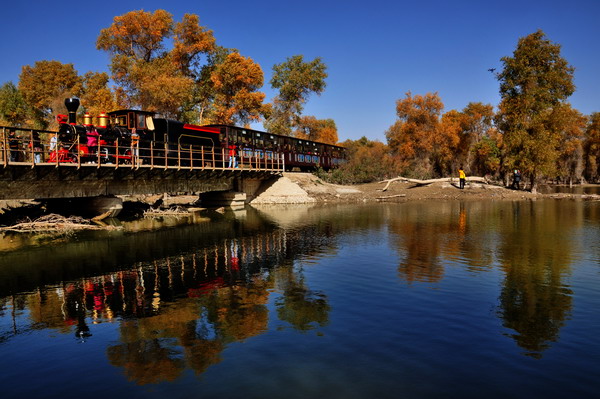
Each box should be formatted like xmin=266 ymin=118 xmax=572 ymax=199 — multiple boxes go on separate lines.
xmin=0 ymin=127 xmax=284 ymax=204
xmin=0 ymin=210 xmax=334 ymax=382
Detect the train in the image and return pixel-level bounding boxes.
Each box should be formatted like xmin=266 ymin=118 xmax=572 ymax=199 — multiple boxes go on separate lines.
xmin=53 ymin=98 xmax=346 ymax=171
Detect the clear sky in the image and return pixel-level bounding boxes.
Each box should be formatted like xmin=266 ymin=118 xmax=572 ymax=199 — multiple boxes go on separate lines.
xmin=1 ymin=0 xmax=599 ymax=142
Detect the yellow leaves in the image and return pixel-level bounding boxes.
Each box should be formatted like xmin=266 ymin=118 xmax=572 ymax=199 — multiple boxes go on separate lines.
xmin=80 ymin=71 xmax=116 ymax=117
xmin=386 ymin=92 xmax=443 ymax=169
xmin=210 ymin=52 xmax=265 ymax=125
xmin=97 ymin=9 xmax=173 ymax=60
xmin=294 ymin=116 xmax=338 ymax=144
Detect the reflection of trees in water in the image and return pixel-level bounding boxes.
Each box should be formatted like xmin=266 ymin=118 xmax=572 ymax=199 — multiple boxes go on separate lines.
xmin=389 ymin=200 xmax=578 ymax=358
xmin=107 ymin=335 xmax=185 ymax=384
xmin=0 ymin=223 xmax=336 ymax=384
xmin=497 ymin=201 xmax=576 ymax=358
xmin=389 ymin=202 xmax=496 ymax=283
xmin=273 ymin=267 xmax=329 ymax=332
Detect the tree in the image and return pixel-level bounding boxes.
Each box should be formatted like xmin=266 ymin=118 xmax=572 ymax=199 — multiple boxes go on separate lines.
xmin=471 ymin=129 xmax=502 ymax=177
xmin=97 ymin=10 xmax=266 ymax=122
xmin=436 ymin=109 xmax=462 ymax=175
xmin=554 ymin=105 xmax=586 ymax=185
xmin=18 ymin=60 xmax=82 ymax=128
xmin=264 ymin=55 xmax=327 ymax=135
xmin=171 ymin=13 xmax=218 ymax=123
xmin=96 ymin=9 xmax=194 ymax=114
xmin=385 ymin=92 xmax=444 ymax=178
xmin=210 ymin=52 xmax=265 ymax=125
xmin=129 ymin=55 xmax=194 ymax=117
xmin=319 ymin=137 xmax=401 ymax=184
xmin=294 ymin=116 xmax=338 ymax=144
xmin=0 ymin=82 xmax=30 ymax=127
xmin=458 ymin=102 xmax=495 ymax=172
xmin=79 ymin=72 xmax=116 ymax=117
xmin=583 ymin=113 xmax=600 ymax=182
xmin=97 ymin=9 xmax=173 ymax=62
xmin=496 ymin=30 xmax=575 ymax=192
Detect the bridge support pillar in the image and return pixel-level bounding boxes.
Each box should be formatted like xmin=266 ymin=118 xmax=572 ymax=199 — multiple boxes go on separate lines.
xmin=234 ymin=176 xmax=266 ymax=202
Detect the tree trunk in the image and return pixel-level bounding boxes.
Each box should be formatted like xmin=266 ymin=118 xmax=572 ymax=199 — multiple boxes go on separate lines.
xmin=530 ymin=174 xmax=537 ymax=194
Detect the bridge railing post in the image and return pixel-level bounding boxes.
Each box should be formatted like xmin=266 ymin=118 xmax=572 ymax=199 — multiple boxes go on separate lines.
xmin=77 ymin=134 xmax=81 ymax=169
xmin=164 ymin=141 xmax=168 ymax=168
xmin=177 ymin=138 xmax=181 ymax=170
xmin=29 ymin=130 xmax=34 ymax=168
xmin=150 ymin=141 xmax=154 ymax=169
xmin=97 ymin=135 xmax=102 ymax=168
xmin=190 ymin=145 xmax=193 ymax=170
xmin=2 ymin=127 xmax=7 ymax=167
xmin=201 ymin=146 xmax=205 ymax=169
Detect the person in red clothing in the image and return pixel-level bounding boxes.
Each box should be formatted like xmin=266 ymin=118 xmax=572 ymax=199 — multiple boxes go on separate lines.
xmin=228 ymin=142 xmax=238 ymax=168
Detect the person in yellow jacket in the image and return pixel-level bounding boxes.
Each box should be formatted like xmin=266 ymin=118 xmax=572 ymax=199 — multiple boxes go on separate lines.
xmin=459 ymin=165 xmax=466 ymax=189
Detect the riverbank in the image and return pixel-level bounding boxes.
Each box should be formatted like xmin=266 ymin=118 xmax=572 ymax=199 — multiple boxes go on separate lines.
xmin=251 ymin=173 xmax=541 ymax=204
xmin=0 ymin=173 xmax=594 ymax=225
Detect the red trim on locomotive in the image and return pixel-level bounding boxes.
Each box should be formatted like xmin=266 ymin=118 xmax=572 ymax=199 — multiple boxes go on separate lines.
xmin=183 ymin=124 xmax=220 ymax=134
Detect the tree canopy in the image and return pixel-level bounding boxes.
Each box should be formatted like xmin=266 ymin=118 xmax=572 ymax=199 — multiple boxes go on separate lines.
xmin=264 ymin=55 xmax=328 ymax=136
xmin=18 ymin=60 xmax=82 ymax=128
xmin=495 ymin=30 xmax=576 ymax=191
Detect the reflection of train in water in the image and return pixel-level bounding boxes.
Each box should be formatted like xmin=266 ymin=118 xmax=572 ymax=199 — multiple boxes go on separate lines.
xmin=52 ymin=98 xmax=346 ymax=171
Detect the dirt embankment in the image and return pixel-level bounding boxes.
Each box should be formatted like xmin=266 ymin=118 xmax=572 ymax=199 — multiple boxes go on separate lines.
xmin=251 ymin=173 xmax=541 ymax=204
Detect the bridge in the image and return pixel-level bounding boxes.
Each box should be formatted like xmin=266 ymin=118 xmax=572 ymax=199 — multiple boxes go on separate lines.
xmin=1 ymin=126 xmax=284 ymax=212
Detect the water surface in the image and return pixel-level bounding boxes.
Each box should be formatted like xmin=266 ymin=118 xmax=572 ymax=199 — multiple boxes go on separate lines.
xmin=0 ymin=200 xmax=599 ymax=398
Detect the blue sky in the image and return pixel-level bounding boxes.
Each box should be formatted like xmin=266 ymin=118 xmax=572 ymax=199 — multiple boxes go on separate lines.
xmin=1 ymin=0 xmax=599 ymax=141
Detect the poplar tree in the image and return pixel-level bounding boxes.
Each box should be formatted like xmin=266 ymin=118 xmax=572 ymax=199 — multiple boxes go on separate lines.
xmin=264 ymin=55 xmax=327 ymax=136
xmin=0 ymin=82 xmax=29 ymax=127
xmin=496 ymin=30 xmax=575 ymax=192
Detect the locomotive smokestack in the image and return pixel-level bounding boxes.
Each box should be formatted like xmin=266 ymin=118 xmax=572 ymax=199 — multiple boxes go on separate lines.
xmin=65 ymin=97 xmax=80 ymax=125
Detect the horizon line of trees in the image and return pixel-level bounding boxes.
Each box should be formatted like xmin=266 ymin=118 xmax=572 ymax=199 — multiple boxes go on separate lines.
xmin=0 ymin=9 xmax=338 ymax=145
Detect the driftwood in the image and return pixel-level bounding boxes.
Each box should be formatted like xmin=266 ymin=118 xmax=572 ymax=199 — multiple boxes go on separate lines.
xmin=143 ymin=206 xmax=192 ymax=217
xmin=0 ymin=214 xmax=122 ymax=233
xmin=380 ymin=176 xmax=490 ymax=191
xmin=92 ymin=210 xmax=113 ymax=222
xmin=376 ymin=194 xmax=406 ymax=200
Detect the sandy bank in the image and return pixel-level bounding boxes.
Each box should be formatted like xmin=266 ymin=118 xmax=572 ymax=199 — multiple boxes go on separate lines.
xmin=250 ymin=173 xmax=543 ymax=204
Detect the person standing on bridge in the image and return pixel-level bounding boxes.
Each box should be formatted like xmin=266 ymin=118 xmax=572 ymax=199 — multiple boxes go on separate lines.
xmin=29 ymin=131 xmax=42 ymax=163
xmin=86 ymin=126 xmax=99 ymax=162
xmin=130 ymin=128 xmax=139 ymax=165
xmin=8 ymin=129 xmax=20 ymax=162
xmin=228 ymin=142 xmax=238 ymax=168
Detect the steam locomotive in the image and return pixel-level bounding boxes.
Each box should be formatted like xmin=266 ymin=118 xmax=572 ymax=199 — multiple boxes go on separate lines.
xmin=54 ymin=98 xmax=346 ymax=171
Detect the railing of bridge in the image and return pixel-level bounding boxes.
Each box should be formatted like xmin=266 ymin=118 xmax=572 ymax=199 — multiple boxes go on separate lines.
xmin=0 ymin=126 xmax=285 ymax=172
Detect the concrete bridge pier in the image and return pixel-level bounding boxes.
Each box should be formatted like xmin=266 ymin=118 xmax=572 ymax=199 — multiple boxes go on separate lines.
xmin=198 ymin=176 xmax=272 ymax=209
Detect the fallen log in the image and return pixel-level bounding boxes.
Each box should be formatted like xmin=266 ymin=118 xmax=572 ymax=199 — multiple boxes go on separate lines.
xmin=380 ymin=176 xmax=490 ymax=191
xmin=376 ymin=194 xmax=406 ymax=200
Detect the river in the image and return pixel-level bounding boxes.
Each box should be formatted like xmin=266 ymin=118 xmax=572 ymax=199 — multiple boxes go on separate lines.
xmin=0 ymin=200 xmax=598 ymax=398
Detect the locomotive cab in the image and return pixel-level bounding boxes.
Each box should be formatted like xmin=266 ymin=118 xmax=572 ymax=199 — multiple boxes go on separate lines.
xmin=107 ymin=110 xmax=156 ymax=140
